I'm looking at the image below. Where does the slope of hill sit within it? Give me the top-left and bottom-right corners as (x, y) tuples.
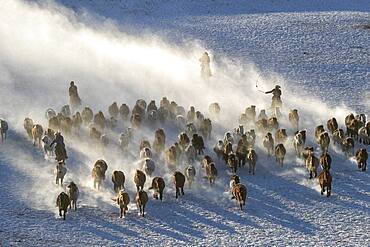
(0, 0), (369, 246)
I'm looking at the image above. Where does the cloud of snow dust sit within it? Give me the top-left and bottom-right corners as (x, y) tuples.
(0, 0), (359, 214)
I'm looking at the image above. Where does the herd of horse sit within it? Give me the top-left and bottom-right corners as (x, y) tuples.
(1, 91), (369, 220)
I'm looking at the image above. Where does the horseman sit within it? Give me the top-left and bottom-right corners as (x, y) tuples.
(199, 52), (212, 78)
(265, 85), (282, 109)
(69, 81), (81, 110)
(321, 159), (331, 172)
(51, 132), (68, 163)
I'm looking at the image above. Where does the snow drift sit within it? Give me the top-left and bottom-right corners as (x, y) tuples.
(0, 0), (364, 225)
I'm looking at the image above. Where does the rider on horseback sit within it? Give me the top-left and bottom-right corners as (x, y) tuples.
(321, 161), (331, 172)
(265, 85), (282, 109)
(199, 52), (212, 78)
(51, 132), (68, 162)
(69, 81), (81, 109)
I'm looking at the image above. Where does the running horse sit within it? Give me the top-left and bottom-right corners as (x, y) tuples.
(318, 170), (332, 197)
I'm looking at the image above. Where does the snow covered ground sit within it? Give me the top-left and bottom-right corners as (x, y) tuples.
(0, 0), (369, 246)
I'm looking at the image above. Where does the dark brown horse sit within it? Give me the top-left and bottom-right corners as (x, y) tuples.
(318, 170), (332, 197)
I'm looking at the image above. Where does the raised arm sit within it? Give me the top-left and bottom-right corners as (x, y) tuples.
(265, 89), (273, 94)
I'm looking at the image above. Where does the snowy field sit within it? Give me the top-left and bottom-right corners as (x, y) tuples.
(0, 0), (369, 246)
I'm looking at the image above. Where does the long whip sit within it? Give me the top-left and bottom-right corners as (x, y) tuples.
(255, 75), (265, 93)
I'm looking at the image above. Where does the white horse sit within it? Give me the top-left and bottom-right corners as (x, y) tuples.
(45, 108), (56, 120)
(358, 126), (370, 145)
(293, 132), (305, 157)
(54, 162), (67, 186)
(185, 164), (196, 188)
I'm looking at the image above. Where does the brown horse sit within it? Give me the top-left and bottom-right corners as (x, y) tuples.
(134, 170), (146, 192)
(318, 170), (332, 197)
(263, 133), (274, 156)
(81, 107), (93, 125)
(327, 117), (338, 134)
(115, 190), (130, 218)
(56, 192), (70, 220)
(119, 104), (130, 121)
(247, 149), (258, 175)
(55, 143), (68, 163)
(92, 160), (108, 190)
(288, 109), (299, 131)
(32, 124), (43, 147)
(275, 144), (286, 166)
(136, 190), (148, 217)
(275, 129), (287, 144)
(173, 171), (185, 199)
(153, 129), (166, 155)
(108, 102), (119, 118)
(205, 162), (218, 186)
(112, 171), (125, 193)
(231, 183), (247, 210)
(149, 177), (165, 201)
(227, 152), (238, 174)
(355, 148), (368, 171)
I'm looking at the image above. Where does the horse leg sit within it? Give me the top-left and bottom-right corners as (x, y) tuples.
(175, 187), (179, 199)
(63, 210), (66, 220)
(362, 162), (367, 172)
(181, 186), (184, 196)
(120, 207), (123, 218)
(142, 204), (146, 217)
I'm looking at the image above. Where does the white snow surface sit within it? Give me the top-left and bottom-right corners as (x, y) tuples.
(0, 0), (369, 246)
